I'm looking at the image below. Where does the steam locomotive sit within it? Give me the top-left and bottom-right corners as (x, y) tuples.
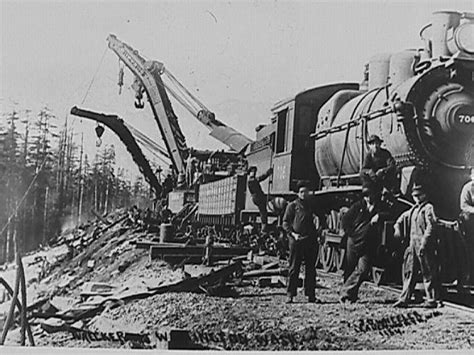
(195, 11), (474, 286)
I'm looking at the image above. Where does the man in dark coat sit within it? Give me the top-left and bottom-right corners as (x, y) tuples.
(460, 167), (474, 233)
(247, 166), (273, 232)
(282, 182), (319, 304)
(340, 184), (388, 302)
(360, 134), (398, 194)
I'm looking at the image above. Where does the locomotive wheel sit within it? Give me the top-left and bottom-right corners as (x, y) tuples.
(320, 243), (334, 272)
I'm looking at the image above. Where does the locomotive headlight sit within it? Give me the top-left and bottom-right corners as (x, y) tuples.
(455, 22), (474, 54)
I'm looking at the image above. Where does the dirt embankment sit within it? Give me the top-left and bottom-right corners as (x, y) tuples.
(1, 210), (473, 350)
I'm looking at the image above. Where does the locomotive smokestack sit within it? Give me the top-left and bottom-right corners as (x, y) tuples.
(431, 11), (462, 58)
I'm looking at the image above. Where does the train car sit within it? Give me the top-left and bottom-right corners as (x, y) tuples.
(199, 10), (474, 286)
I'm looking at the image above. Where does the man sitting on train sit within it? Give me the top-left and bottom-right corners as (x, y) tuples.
(460, 167), (474, 233)
(247, 166), (273, 233)
(360, 135), (398, 196)
(282, 181), (319, 304)
(392, 184), (441, 309)
(340, 183), (389, 303)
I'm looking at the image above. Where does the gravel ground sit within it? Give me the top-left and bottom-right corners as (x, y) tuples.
(2, 217), (472, 350)
(34, 270), (473, 351)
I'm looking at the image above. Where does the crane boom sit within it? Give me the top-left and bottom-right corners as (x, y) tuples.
(160, 70), (253, 152)
(70, 106), (163, 196)
(107, 34), (253, 160)
(107, 34), (188, 173)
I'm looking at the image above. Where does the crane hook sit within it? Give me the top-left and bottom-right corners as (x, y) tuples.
(95, 124), (105, 138)
(134, 97), (145, 109)
(134, 90), (145, 109)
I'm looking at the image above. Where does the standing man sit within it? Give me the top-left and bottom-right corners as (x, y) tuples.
(460, 167), (474, 232)
(340, 184), (388, 303)
(393, 184), (441, 308)
(185, 156), (197, 188)
(459, 168), (474, 285)
(360, 135), (398, 195)
(282, 182), (319, 304)
(247, 166), (273, 232)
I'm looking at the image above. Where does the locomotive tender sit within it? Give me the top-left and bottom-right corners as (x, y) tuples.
(198, 11), (474, 285)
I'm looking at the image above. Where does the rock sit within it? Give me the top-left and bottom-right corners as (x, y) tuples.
(118, 260), (132, 273)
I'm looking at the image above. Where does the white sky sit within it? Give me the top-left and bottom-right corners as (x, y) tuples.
(1, 0), (473, 178)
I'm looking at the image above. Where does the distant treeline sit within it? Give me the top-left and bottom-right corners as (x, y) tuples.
(0, 106), (152, 263)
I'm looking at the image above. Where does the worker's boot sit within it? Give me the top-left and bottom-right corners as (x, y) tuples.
(392, 299), (408, 308)
(421, 300), (437, 309)
(285, 296), (294, 304)
(307, 296), (322, 303)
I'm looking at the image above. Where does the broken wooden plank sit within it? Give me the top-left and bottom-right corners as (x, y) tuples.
(148, 262), (242, 293)
(80, 282), (120, 298)
(262, 261), (280, 270)
(149, 244), (249, 260)
(242, 268), (288, 279)
(90, 209), (112, 225)
(40, 317), (67, 333)
(98, 214), (128, 234)
(32, 263), (243, 324)
(135, 240), (249, 253)
(154, 254), (248, 264)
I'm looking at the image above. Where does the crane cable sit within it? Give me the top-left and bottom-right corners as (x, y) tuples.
(164, 75), (201, 112)
(138, 143), (170, 167)
(125, 123), (170, 158)
(159, 78), (201, 116)
(164, 69), (208, 111)
(133, 135), (170, 165)
(125, 126), (171, 166)
(81, 46), (108, 105)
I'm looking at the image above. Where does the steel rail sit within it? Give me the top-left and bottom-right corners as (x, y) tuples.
(317, 269), (474, 315)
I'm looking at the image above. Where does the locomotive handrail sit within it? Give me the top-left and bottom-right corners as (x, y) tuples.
(311, 105), (394, 140)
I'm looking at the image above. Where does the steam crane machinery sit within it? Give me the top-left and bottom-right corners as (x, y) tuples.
(106, 34), (253, 178)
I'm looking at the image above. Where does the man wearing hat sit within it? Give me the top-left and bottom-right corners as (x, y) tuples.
(361, 134), (398, 194)
(460, 167), (474, 228)
(340, 183), (388, 303)
(393, 184), (441, 308)
(459, 168), (474, 277)
(283, 181), (319, 304)
(247, 166), (273, 232)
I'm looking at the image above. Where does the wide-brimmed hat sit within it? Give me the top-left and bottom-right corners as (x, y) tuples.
(367, 134), (382, 144)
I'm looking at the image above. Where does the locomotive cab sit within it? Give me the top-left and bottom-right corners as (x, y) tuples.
(265, 84), (360, 194)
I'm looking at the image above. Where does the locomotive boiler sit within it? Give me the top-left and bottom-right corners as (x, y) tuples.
(314, 10), (474, 218)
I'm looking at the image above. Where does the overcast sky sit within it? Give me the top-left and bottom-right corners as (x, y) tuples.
(1, 0), (472, 178)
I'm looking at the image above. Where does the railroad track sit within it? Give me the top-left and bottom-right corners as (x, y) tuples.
(317, 269), (474, 315)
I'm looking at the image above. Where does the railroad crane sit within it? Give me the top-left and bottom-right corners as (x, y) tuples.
(72, 35), (253, 213)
